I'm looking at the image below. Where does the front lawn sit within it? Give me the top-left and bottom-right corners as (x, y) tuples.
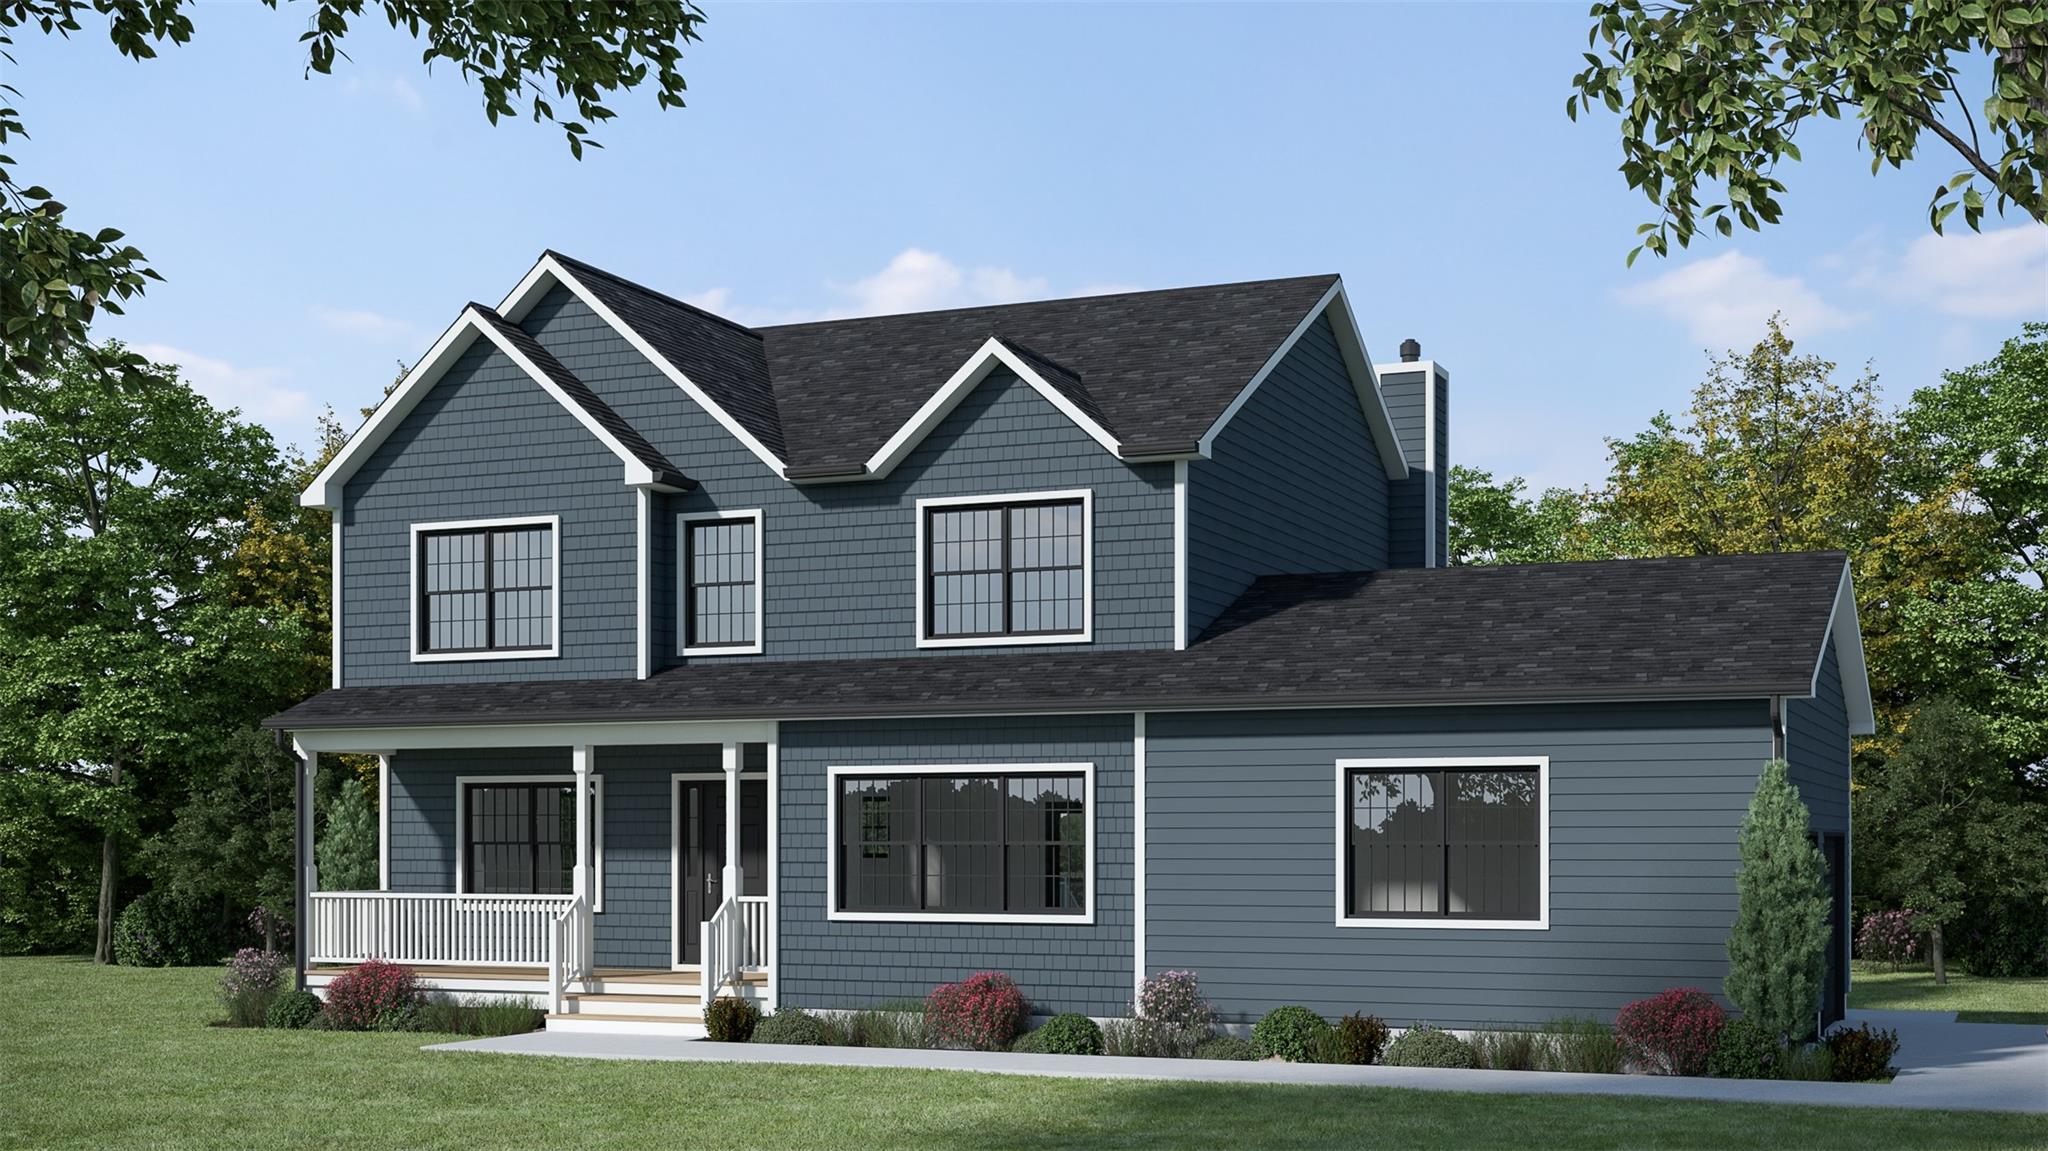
(1851, 963), (2048, 1025)
(3, 957), (2045, 1150)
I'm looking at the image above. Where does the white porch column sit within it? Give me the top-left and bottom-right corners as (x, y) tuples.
(721, 742), (741, 903)
(572, 745), (593, 902)
(293, 742), (317, 985)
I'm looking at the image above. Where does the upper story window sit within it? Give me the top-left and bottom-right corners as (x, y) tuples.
(916, 490), (1092, 648)
(1337, 758), (1548, 929)
(682, 510), (763, 655)
(412, 516), (559, 661)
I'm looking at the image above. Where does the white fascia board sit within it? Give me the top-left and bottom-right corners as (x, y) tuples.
(300, 306), (661, 508)
(503, 255), (790, 480)
(1821, 560), (1878, 737)
(1196, 281), (1410, 480)
(854, 337), (1123, 483)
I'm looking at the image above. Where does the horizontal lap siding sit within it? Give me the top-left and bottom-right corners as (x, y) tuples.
(340, 337), (636, 686)
(778, 715), (1135, 1015)
(1186, 316), (1389, 640)
(1145, 702), (1773, 1027)
(1785, 644), (1851, 834)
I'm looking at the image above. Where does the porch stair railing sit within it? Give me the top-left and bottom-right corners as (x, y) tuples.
(546, 895), (592, 1015)
(700, 896), (742, 1003)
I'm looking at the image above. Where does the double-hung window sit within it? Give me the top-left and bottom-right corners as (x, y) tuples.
(832, 766), (1091, 921)
(682, 510), (762, 654)
(413, 517), (558, 659)
(918, 491), (1090, 646)
(459, 777), (603, 907)
(1338, 758), (1547, 928)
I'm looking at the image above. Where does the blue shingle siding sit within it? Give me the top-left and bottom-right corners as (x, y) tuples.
(385, 747), (571, 893)
(1144, 701), (1774, 1027)
(1185, 315), (1391, 640)
(519, 285), (1176, 662)
(777, 715), (1136, 1015)
(338, 336), (638, 686)
(1786, 644), (1851, 834)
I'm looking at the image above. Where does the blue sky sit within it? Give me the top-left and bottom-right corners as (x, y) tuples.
(18, 3), (2046, 490)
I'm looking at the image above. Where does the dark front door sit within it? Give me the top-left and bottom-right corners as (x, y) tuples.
(678, 780), (727, 966)
(1820, 833), (1848, 1029)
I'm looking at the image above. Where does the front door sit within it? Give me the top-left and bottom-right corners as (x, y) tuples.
(678, 780), (727, 966)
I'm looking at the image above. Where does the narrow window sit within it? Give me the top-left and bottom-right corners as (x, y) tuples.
(418, 523), (554, 654)
(837, 771), (1088, 917)
(685, 516), (758, 650)
(925, 498), (1084, 640)
(1346, 766), (1540, 922)
(463, 781), (599, 896)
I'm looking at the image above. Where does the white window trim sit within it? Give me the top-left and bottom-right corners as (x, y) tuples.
(408, 514), (562, 663)
(454, 773), (604, 912)
(667, 767), (771, 970)
(679, 508), (765, 657)
(825, 762), (1096, 925)
(913, 489), (1094, 649)
(1332, 756), (1549, 931)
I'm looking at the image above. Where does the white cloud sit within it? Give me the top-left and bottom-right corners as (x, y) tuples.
(312, 306), (417, 344)
(1622, 250), (1862, 347)
(685, 248), (1084, 327)
(1880, 223), (2048, 320)
(340, 72), (425, 114)
(131, 343), (313, 430)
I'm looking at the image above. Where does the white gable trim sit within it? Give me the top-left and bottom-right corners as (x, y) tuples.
(840, 337), (1123, 484)
(301, 306), (667, 509)
(1818, 560), (1878, 737)
(1195, 281), (1410, 480)
(499, 254), (790, 480)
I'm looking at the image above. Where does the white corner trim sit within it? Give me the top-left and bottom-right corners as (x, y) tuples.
(301, 305), (667, 509)
(825, 762), (1097, 925)
(912, 489), (1094, 649)
(636, 490), (652, 679)
(764, 730), (779, 1012)
(1172, 461), (1188, 651)
(1332, 756), (1550, 931)
(407, 514), (562, 663)
(453, 772), (605, 912)
(1132, 713), (1147, 1000)
(1195, 281), (1410, 480)
(331, 518), (344, 689)
(852, 337), (1122, 483)
(1822, 561), (1878, 737)
(500, 254), (789, 480)
(377, 754), (391, 892)
(679, 507), (766, 657)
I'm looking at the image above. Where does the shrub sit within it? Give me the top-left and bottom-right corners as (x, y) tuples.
(1614, 987), (1725, 1076)
(1136, 970), (1213, 1033)
(1383, 1024), (1479, 1069)
(112, 891), (223, 968)
(1009, 1027), (1049, 1053)
(219, 947), (289, 1027)
(373, 1004), (422, 1032)
(1856, 910), (1922, 971)
(1707, 1017), (1780, 1079)
(1954, 899), (2048, 978)
(1192, 1034), (1257, 1061)
(321, 959), (424, 1032)
(1778, 1042), (1835, 1081)
(1327, 1013), (1390, 1066)
(753, 1007), (828, 1046)
(266, 989), (323, 1031)
(926, 972), (1029, 1051)
(1251, 1005), (1331, 1063)
(1825, 1023), (1900, 1082)
(1533, 1016), (1624, 1074)
(704, 996), (760, 1043)
(1470, 1027), (1540, 1072)
(1724, 759), (1830, 1043)
(1033, 1013), (1104, 1056)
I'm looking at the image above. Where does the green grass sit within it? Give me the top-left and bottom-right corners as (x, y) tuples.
(1851, 962), (2048, 1025)
(3, 958), (2045, 1150)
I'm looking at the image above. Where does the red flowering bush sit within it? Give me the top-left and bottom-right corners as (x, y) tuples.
(926, 972), (1030, 1051)
(1614, 987), (1725, 1076)
(1856, 910), (1921, 971)
(322, 958), (424, 1032)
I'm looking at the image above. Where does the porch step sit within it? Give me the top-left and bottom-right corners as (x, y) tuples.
(546, 1012), (706, 1037)
(562, 992), (701, 1019)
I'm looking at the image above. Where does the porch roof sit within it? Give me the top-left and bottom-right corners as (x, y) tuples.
(267, 551), (1856, 730)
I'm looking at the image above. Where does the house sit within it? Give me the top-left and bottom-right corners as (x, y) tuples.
(265, 252), (1872, 1036)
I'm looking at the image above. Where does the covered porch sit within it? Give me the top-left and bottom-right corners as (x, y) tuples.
(288, 719), (778, 1029)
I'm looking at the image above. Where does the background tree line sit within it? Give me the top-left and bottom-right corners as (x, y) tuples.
(1452, 319), (2048, 979)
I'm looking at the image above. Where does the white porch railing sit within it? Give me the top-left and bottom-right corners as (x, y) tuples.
(736, 895), (768, 971)
(701, 895), (770, 1000)
(308, 892), (578, 968)
(547, 895), (592, 1014)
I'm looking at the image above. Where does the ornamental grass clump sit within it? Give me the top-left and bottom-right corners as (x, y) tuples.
(321, 958), (424, 1032)
(1856, 911), (1922, 971)
(926, 972), (1029, 1051)
(1471, 1027), (1541, 1072)
(1614, 987), (1725, 1076)
(219, 948), (289, 1028)
(1534, 1016), (1624, 1074)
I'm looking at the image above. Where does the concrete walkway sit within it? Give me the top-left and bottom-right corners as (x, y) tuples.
(429, 1008), (2048, 1114)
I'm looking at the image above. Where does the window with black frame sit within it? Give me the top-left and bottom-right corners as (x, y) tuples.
(1344, 766), (1540, 922)
(684, 516), (757, 649)
(464, 781), (598, 897)
(418, 523), (553, 654)
(837, 771), (1087, 916)
(925, 499), (1084, 639)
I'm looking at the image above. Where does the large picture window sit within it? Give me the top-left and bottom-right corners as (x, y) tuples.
(832, 767), (1090, 921)
(683, 512), (761, 653)
(918, 493), (1089, 645)
(413, 518), (557, 658)
(458, 778), (602, 906)
(1339, 759), (1546, 927)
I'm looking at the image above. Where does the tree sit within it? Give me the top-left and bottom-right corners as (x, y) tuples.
(1446, 466), (1593, 565)
(139, 728), (299, 952)
(0, 1), (706, 408)
(1570, 1), (2048, 264)
(316, 774), (380, 894)
(1724, 759), (1833, 1042)
(0, 343), (310, 961)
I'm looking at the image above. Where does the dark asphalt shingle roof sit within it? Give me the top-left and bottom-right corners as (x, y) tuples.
(267, 551), (1847, 731)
